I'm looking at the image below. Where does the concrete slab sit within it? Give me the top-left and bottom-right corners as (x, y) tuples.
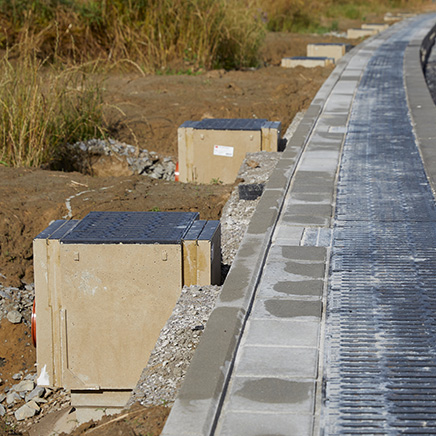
(281, 214), (331, 226)
(267, 245), (327, 262)
(224, 377), (316, 413)
(328, 125), (347, 133)
(251, 298), (322, 320)
(318, 113), (350, 126)
(297, 155), (340, 173)
(322, 93), (355, 113)
(162, 14), (434, 436)
(301, 227), (333, 247)
(347, 28), (378, 39)
(273, 225), (305, 245)
(384, 13), (402, 22)
(307, 43), (351, 62)
(234, 346), (319, 378)
(362, 23), (390, 31)
(243, 319), (320, 347)
(292, 170), (336, 185)
(290, 178), (336, 194)
(28, 407), (77, 436)
(217, 411), (313, 436)
(328, 79), (359, 95)
(260, 259), (325, 280)
(256, 278), (324, 299)
(307, 130), (345, 144)
(282, 204), (333, 218)
(287, 191), (334, 204)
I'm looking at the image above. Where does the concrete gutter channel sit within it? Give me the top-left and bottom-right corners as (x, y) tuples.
(162, 14), (436, 436)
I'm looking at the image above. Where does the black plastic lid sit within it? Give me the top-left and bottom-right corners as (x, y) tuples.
(181, 118), (268, 131)
(60, 211), (199, 244)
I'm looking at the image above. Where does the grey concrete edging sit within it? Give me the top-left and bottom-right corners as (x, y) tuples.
(161, 29), (392, 436)
(404, 13), (436, 194)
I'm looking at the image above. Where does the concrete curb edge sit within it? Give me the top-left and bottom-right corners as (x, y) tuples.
(161, 26), (399, 436)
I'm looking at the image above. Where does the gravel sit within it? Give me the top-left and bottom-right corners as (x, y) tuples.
(0, 283), (34, 327)
(63, 138), (176, 180)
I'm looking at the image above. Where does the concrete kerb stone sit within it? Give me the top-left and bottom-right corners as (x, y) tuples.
(218, 411), (313, 436)
(404, 13), (436, 196)
(161, 25), (371, 436)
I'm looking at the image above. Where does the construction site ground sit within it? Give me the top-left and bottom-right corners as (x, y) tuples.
(0, 28), (390, 436)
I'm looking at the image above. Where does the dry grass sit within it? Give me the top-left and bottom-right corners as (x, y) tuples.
(0, 0), (265, 71)
(0, 46), (105, 167)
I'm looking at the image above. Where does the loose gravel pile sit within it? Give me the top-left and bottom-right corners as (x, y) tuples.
(64, 138), (176, 180)
(0, 281), (34, 328)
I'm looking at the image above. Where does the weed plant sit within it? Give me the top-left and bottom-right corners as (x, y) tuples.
(0, 47), (105, 167)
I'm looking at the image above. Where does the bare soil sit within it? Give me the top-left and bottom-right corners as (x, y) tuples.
(0, 32), (355, 435)
(64, 404), (170, 436)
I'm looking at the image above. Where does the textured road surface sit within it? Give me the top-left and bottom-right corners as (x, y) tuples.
(323, 16), (436, 435)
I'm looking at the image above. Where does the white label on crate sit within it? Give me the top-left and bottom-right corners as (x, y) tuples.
(214, 145), (234, 157)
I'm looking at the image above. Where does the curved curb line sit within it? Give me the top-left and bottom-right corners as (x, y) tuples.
(161, 25), (401, 436)
(404, 13), (436, 195)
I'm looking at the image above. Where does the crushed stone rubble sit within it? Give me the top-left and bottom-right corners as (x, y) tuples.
(221, 151), (281, 265)
(67, 138), (176, 180)
(0, 124), (296, 427)
(0, 281), (71, 430)
(0, 282), (34, 328)
(0, 370), (70, 428)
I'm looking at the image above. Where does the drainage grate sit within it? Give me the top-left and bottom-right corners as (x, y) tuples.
(60, 211), (199, 244)
(323, 17), (436, 435)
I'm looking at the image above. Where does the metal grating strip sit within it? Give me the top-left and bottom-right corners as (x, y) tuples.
(323, 17), (436, 435)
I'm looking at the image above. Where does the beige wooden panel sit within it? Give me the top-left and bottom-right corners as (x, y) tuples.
(178, 126), (195, 183)
(190, 129), (262, 184)
(261, 126), (280, 152)
(34, 238), (54, 387)
(347, 28), (378, 38)
(183, 239), (198, 286)
(58, 243), (182, 390)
